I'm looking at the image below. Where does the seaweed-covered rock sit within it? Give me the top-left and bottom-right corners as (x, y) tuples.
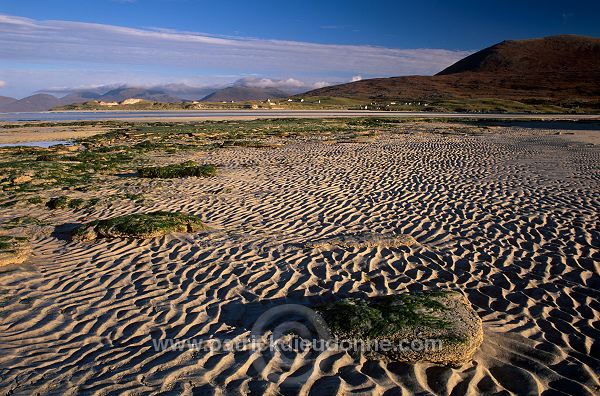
(307, 232), (417, 250)
(47, 196), (75, 209)
(36, 154), (61, 162)
(137, 161), (216, 178)
(46, 196), (93, 210)
(0, 235), (31, 266)
(317, 291), (482, 367)
(72, 211), (206, 241)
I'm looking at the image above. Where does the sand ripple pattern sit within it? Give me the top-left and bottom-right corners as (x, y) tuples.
(1, 128), (599, 395)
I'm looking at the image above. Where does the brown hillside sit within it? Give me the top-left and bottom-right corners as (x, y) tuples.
(302, 35), (600, 102)
(437, 35), (600, 75)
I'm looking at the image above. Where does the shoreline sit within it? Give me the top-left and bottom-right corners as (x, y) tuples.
(1, 116), (600, 145)
(1, 110), (599, 123)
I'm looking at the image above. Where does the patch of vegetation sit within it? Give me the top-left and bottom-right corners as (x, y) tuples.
(221, 139), (280, 148)
(347, 118), (410, 128)
(107, 192), (147, 205)
(124, 193), (145, 201)
(46, 196), (98, 210)
(54, 101), (206, 111)
(27, 196), (43, 204)
(0, 235), (28, 250)
(1, 148), (135, 196)
(417, 98), (567, 114)
(0, 116), (537, 205)
(0, 237), (13, 251)
(72, 211), (206, 241)
(318, 292), (451, 338)
(35, 154), (62, 162)
(0, 199), (18, 208)
(0, 235), (30, 266)
(137, 161), (217, 179)
(1, 216), (47, 229)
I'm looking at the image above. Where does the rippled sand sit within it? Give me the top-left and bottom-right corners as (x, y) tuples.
(1, 125), (598, 394)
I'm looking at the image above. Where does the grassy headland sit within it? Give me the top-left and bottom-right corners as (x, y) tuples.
(53, 96), (600, 113)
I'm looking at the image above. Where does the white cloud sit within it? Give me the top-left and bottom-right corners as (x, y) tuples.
(230, 77), (316, 94)
(0, 14), (471, 96)
(0, 14), (469, 74)
(234, 77), (306, 89)
(312, 81), (332, 89)
(351, 75), (363, 82)
(0, 80), (6, 88)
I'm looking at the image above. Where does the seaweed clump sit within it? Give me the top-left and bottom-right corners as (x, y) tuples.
(317, 291), (483, 367)
(72, 211), (206, 241)
(46, 196), (99, 210)
(137, 161), (216, 179)
(318, 292), (450, 339)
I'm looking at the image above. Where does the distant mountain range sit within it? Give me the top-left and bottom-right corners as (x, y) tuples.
(0, 94), (74, 112)
(0, 82), (302, 112)
(301, 35), (600, 103)
(200, 86), (289, 102)
(0, 95), (17, 107)
(91, 87), (182, 103)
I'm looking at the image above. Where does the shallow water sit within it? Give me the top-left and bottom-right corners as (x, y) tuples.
(4, 110), (375, 122)
(0, 140), (71, 148)
(1, 110), (598, 123)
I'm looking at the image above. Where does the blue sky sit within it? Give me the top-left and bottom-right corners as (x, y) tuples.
(1, 0), (599, 98)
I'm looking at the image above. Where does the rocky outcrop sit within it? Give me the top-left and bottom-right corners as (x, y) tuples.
(317, 291), (483, 367)
(72, 211), (206, 241)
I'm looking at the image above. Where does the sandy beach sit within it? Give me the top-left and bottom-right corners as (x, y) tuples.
(0, 120), (598, 395)
(0, 124), (112, 145)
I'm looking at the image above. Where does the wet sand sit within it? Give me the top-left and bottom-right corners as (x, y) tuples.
(0, 125), (110, 144)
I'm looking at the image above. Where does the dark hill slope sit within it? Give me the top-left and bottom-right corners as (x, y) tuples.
(437, 35), (600, 75)
(301, 35), (600, 102)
